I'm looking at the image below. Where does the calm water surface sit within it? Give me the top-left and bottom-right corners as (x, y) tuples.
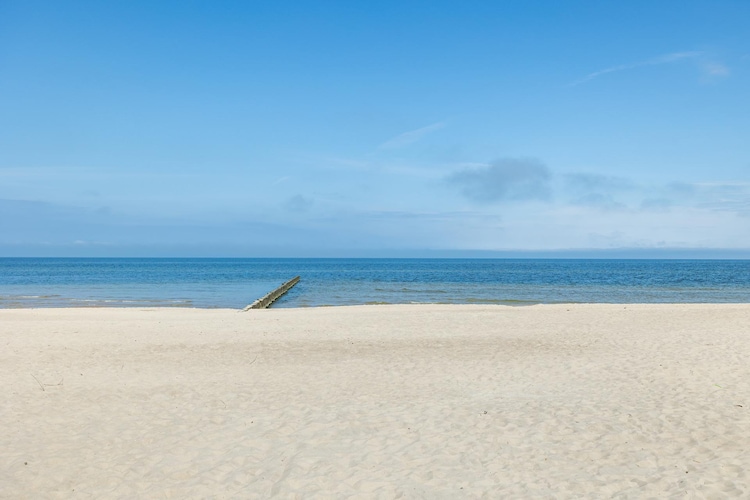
(1, 258), (749, 308)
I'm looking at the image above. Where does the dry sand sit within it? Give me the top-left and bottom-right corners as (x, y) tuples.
(2, 304), (750, 498)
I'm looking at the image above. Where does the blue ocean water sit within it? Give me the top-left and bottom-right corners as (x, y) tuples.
(1, 258), (749, 309)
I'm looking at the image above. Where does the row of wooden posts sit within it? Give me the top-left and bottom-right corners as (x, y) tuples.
(243, 276), (301, 310)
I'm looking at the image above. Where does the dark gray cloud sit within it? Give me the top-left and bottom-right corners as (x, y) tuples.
(446, 158), (551, 203)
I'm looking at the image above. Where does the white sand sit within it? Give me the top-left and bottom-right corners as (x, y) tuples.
(2, 304), (750, 498)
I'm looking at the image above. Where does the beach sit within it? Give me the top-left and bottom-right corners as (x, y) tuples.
(2, 304), (749, 498)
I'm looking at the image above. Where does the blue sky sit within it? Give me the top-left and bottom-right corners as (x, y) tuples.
(1, 0), (749, 256)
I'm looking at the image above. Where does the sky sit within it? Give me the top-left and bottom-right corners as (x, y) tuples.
(1, 0), (749, 257)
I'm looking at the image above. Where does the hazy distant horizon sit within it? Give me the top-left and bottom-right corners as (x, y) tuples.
(3, 246), (750, 260)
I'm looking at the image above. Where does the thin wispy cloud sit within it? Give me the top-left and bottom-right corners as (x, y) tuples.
(564, 173), (636, 193)
(692, 181), (750, 188)
(701, 62), (730, 77)
(272, 176), (291, 185)
(325, 157), (370, 170)
(699, 61), (731, 83)
(379, 121), (446, 150)
(640, 198), (673, 212)
(563, 173), (636, 211)
(571, 51), (704, 86)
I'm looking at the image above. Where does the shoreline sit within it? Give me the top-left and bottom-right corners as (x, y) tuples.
(2, 299), (750, 311)
(3, 304), (750, 496)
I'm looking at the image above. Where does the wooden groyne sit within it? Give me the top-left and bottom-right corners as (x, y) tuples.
(243, 276), (300, 310)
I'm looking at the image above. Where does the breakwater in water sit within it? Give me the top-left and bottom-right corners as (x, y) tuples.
(2, 258), (750, 309)
(244, 276), (300, 310)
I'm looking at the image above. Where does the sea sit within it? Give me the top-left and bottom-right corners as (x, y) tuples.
(1, 258), (750, 309)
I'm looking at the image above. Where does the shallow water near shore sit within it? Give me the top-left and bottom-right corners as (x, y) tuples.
(1, 258), (750, 309)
